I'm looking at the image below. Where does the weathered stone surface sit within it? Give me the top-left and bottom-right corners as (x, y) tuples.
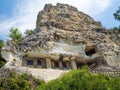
(1, 3), (120, 81)
(107, 29), (120, 47)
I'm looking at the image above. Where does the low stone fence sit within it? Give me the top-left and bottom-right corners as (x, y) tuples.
(91, 70), (120, 74)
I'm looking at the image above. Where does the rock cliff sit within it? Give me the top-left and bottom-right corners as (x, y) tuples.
(19, 3), (120, 69)
(107, 29), (120, 47)
(1, 3), (120, 81)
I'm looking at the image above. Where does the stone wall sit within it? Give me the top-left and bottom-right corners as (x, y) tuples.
(22, 56), (77, 70)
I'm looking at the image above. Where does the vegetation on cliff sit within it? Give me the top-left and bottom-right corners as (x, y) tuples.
(0, 40), (6, 68)
(0, 72), (44, 90)
(37, 66), (120, 90)
(1, 67), (120, 90)
(0, 40), (3, 49)
(113, 6), (120, 31)
(0, 57), (6, 68)
(24, 30), (33, 36)
(8, 27), (23, 43)
(114, 7), (120, 19)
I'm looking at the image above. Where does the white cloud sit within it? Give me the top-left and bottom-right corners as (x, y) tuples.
(0, 0), (113, 40)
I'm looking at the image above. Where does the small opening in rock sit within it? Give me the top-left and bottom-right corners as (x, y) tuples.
(48, 9), (50, 12)
(86, 48), (96, 56)
(85, 46), (97, 56)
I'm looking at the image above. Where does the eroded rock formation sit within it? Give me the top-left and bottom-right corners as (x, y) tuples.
(1, 3), (120, 81)
(107, 29), (120, 47)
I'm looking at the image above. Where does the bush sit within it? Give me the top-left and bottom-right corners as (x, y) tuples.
(38, 66), (120, 90)
(0, 61), (6, 68)
(0, 72), (44, 90)
(1, 66), (120, 90)
(0, 56), (6, 68)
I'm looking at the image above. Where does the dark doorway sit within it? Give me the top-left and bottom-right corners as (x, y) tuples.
(37, 59), (42, 66)
(62, 62), (67, 70)
(54, 61), (59, 69)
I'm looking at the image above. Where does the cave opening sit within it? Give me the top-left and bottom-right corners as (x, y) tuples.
(85, 46), (97, 56)
(85, 48), (96, 56)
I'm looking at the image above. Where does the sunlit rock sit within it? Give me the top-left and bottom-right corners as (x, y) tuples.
(1, 3), (120, 81)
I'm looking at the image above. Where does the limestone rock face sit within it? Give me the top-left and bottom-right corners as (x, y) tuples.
(1, 3), (120, 71)
(107, 29), (120, 47)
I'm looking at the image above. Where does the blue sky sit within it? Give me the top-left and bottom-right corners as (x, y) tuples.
(0, 0), (18, 21)
(0, 0), (120, 40)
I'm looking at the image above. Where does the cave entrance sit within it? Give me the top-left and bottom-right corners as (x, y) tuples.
(85, 46), (97, 56)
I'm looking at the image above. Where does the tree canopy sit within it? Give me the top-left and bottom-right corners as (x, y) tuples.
(114, 7), (120, 21)
(8, 28), (23, 43)
(114, 6), (120, 30)
(24, 30), (33, 36)
(0, 40), (3, 49)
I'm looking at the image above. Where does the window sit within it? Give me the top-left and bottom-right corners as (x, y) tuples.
(62, 62), (67, 70)
(27, 60), (33, 66)
(37, 60), (42, 66)
(54, 61), (59, 69)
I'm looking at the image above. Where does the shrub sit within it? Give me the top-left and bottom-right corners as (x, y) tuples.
(0, 72), (44, 90)
(38, 66), (120, 90)
(0, 61), (6, 68)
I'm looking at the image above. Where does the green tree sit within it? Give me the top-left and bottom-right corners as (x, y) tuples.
(24, 30), (33, 36)
(8, 28), (23, 43)
(114, 6), (120, 30)
(0, 40), (3, 49)
(114, 7), (120, 21)
(0, 39), (5, 68)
